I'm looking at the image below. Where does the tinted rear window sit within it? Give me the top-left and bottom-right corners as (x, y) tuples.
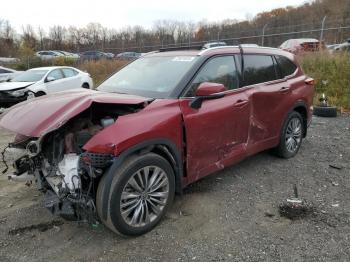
(243, 55), (277, 86)
(275, 55), (297, 78)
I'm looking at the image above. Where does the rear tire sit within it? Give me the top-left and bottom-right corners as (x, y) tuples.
(96, 153), (175, 236)
(275, 111), (304, 159)
(313, 106), (337, 117)
(82, 83), (90, 89)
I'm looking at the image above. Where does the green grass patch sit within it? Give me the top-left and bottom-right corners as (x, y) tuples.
(300, 52), (350, 110)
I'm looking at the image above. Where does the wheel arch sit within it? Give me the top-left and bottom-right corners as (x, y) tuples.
(291, 101), (308, 137)
(34, 90), (47, 97)
(99, 138), (183, 220)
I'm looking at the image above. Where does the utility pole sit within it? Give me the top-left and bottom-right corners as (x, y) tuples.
(320, 16), (327, 42)
(261, 23), (269, 46)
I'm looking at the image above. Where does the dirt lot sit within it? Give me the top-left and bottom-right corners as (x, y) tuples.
(0, 115), (349, 262)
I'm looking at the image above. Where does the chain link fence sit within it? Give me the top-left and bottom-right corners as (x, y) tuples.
(100, 17), (350, 53)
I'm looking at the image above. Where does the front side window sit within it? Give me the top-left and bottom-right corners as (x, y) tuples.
(186, 56), (238, 97)
(47, 69), (64, 81)
(243, 55), (277, 86)
(275, 55), (297, 78)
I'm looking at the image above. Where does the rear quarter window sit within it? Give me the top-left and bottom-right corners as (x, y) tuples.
(275, 55), (297, 78)
(62, 68), (78, 77)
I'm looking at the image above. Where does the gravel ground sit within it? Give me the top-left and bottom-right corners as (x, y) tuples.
(0, 115), (349, 262)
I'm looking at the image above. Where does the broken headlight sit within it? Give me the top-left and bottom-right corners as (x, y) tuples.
(26, 140), (41, 156)
(8, 88), (27, 97)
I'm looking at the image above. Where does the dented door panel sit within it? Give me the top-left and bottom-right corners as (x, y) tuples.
(179, 90), (250, 183)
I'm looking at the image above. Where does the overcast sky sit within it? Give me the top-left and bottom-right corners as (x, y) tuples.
(2, 0), (307, 31)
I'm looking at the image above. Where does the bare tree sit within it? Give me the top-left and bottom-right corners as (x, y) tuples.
(22, 24), (37, 49)
(49, 25), (66, 49)
(37, 26), (45, 50)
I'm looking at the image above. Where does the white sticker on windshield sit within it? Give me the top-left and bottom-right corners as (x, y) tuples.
(172, 57), (195, 62)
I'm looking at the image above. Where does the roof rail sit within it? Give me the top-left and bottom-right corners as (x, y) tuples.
(159, 45), (203, 52)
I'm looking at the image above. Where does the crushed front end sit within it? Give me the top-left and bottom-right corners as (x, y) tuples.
(1, 102), (144, 223)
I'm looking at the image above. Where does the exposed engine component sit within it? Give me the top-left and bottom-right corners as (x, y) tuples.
(59, 154), (81, 192)
(100, 116), (115, 128)
(4, 103), (140, 223)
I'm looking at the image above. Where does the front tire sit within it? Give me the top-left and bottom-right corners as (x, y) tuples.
(35, 91), (46, 97)
(96, 153), (175, 236)
(275, 111), (304, 158)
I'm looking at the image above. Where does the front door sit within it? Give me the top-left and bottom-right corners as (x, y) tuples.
(179, 56), (250, 183)
(45, 69), (67, 93)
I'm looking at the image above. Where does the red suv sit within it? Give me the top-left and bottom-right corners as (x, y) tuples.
(0, 46), (314, 236)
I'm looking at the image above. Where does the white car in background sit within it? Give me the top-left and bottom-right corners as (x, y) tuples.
(0, 66), (22, 82)
(0, 66), (93, 109)
(53, 50), (80, 59)
(35, 51), (64, 60)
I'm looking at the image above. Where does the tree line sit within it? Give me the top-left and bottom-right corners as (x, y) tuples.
(0, 0), (349, 57)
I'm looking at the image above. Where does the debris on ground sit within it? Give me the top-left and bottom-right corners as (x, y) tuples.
(279, 184), (315, 220)
(264, 211), (275, 217)
(329, 164), (343, 170)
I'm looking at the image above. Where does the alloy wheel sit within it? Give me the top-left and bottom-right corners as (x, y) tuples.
(120, 166), (169, 227)
(285, 117), (302, 153)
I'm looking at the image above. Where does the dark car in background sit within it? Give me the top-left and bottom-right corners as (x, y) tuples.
(80, 51), (111, 60)
(279, 38), (320, 54)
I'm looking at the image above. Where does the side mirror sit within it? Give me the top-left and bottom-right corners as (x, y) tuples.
(190, 82), (226, 109)
(46, 76), (55, 82)
(195, 82), (227, 97)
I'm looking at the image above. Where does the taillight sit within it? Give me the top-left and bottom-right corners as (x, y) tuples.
(305, 78), (315, 85)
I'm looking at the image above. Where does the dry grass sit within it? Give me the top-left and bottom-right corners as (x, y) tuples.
(77, 59), (128, 87)
(299, 51), (350, 110)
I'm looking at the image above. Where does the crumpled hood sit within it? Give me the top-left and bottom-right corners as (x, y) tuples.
(0, 89), (149, 137)
(0, 82), (35, 91)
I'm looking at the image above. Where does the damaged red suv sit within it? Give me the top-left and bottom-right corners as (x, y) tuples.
(0, 46), (314, 236)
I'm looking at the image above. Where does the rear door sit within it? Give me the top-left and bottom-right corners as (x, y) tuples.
(179, 56), (250, 182)
(61, 68), (81, 90)
(241, 54), (292, 152)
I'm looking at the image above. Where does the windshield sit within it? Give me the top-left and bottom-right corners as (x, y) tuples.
(11, 70), (48, 82)
(98, 55), (198, 98)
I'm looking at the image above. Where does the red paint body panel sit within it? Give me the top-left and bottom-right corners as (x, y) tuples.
(83, 99), (184, 156)
(0, 89), (148, 137)
(0, 47), (315, 190)
(179, 89), (250, 184)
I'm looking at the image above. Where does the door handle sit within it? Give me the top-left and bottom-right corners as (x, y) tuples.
(280, 87), (290, 92)
(233, 99), (248, 107)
